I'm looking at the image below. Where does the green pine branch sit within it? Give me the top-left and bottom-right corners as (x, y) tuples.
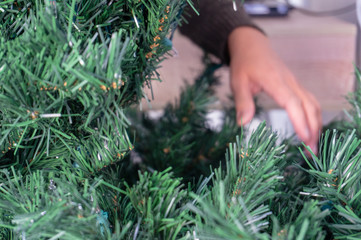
(127, 61), (240, 181)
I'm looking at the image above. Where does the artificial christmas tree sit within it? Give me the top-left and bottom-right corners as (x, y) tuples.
(1, 1), (361, 239)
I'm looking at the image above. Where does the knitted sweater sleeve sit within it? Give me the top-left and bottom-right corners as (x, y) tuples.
(179, 0), (263, 64)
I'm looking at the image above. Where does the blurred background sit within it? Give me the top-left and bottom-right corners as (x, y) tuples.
(142, 0), (359, 140)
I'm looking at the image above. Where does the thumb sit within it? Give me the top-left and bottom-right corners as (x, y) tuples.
(232, 77), (256, 126)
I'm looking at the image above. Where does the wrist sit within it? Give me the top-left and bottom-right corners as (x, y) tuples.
(228, 26), (270, 59)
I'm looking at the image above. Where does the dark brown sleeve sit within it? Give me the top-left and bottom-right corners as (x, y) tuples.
(179, 0), (263, 64)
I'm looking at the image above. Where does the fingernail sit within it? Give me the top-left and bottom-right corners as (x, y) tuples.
(237, 112), (243, 125)
(237, 111), (251, 125)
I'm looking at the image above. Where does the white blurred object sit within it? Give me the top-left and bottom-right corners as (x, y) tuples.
(206, 110), (225, 132)
(244, 117), (264, 144)
(267, 110), (295, 144)
(287, 0), (305, 8)
(244, 0), (290, 16)
(147, 110), (164, 120)
(147, 109), (225, 132)
(288, 0), (355, 10)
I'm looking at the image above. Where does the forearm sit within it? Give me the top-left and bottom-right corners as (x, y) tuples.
(179, 0), (262, 64)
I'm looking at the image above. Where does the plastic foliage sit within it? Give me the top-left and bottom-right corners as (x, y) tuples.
(188, 123), (283, 239)
(300, 129), (361, 239)
(343, 67), (361, 136)
(1, 1), (361, 239)
(271, 201), (328, 240)
(127, 61), (240, 182)
(0, 0), (191, 174)
(0, 168), (105, 239)
(125, 168), (194, 239)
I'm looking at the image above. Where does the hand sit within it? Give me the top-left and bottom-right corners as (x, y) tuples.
(228, 27), (322, 154)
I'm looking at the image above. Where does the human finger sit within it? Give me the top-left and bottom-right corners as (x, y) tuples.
(260, 78), (312, 144)
(284, 72), (322, 153)
(231, 75), (256, 126)
(306, 91), (322, 135)
(302, 92), (322, 153)
(285, 96), (313, 144)
(302, 98), (320, 153)
(278, 70), (322, 153)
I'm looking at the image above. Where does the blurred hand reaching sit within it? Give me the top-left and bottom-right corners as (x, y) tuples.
(228, 27), (322, 154)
